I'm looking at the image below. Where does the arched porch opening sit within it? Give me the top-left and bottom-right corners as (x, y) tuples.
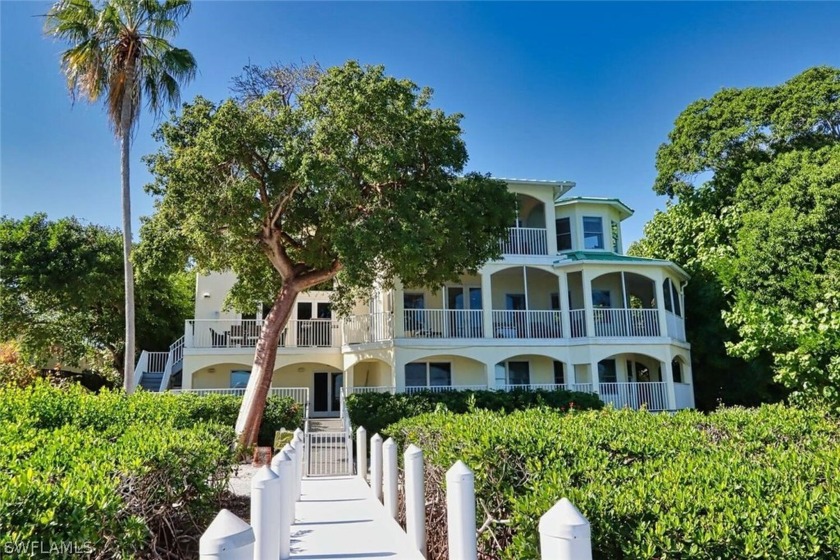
(191, 362), (253, 391)
(402, 354), (487, 393)
(590, 271), (660, 337)
(595, 352), (669, 411)
(349, 358), (393, 390)
(490, 267), (563, 338)
(501, 194), (548, 255)
(492, 353), (569, 389)
(273, 362), (343, 417)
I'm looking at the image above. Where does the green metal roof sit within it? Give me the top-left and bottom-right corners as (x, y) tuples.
(554, 251), (690, 279)
(554, 196), (634, 218)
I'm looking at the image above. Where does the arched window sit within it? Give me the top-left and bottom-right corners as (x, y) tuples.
(663, 278), (673, 312)
(671, 359), (683, 383)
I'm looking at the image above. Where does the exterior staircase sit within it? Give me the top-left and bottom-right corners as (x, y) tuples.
(138, 372), (164, 392)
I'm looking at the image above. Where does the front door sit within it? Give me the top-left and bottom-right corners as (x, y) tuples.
(313, 371), (343, 416)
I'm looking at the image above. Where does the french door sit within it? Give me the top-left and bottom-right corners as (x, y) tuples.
(446, 286), (482, 337)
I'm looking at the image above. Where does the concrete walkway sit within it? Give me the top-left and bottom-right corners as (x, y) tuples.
(290, 476), (425, 559)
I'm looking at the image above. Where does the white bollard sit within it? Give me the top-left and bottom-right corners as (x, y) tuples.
(539, 498), (593, 560)
(404, 444), (426, 557)
(446, 461), (477, 560)
(199, 509), (255, 560)
(383, 438), (398, 519)
(269, 451), (294, 559)
(356, 426), (368, 480)
(370, 433), (384, 502)
(294, 428), (306, 480)
(284, 442), (301, 502)
(250, 466), (282, 560)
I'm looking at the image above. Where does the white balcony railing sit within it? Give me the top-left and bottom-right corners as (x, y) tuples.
(570, 309), (587, 337)
(187, 319), (341, 349)
(599, 382), (668, 411)
(491, 310), (563, 338)
(404, 384), (488, 394)
(403, 309), (484, 338)
(498, 383), (593, 393)
(171, 386), (310, 406)
(665, 310), (686, 341)
(343, 312), (394, 345)
(593, 308), (660, 337)
(499, 227), (549, 255)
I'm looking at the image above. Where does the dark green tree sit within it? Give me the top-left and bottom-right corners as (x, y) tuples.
(631, 66), (840, 409)
(143, 61), (516, 445)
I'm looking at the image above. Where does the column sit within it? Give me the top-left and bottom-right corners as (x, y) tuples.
(545, 197), (558, 255)
(683, 356), (696, 408)
(394, 353), (407, 393)
(581, 269), (595, 338)
(589, 360), (600, 396)
(653, 272), (669, 337)
(557, 271), (571, 338)
(661, 355), (677, 410)
(394, 280), (405, 338)
(485, 362), (496, 390)
(481, 269), (493, 339)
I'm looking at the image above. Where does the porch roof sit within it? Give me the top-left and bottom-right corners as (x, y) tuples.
(553, 251), (690, 280)
(554, 196), (634, 219)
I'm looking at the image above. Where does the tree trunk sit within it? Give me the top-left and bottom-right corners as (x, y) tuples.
(235, 282), (299, 447)
(120, 85), (136, 394)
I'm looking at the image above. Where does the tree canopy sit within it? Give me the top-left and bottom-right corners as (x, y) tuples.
(0, 214), (192, 382)
(144, 60), (516, 444)
(631, 66), (840, 410)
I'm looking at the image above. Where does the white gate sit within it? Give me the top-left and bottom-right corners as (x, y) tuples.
(306, 431), (352, 476)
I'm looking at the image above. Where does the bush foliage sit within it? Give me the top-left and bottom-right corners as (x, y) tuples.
(345, 388), (602, 437)
(388, 405), (840, 560)
(0, 382), (302, 558)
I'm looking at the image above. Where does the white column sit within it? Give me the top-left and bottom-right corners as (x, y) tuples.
(545, 198), (558, 255)
(269, 451), (293, 560)
(370, 433), (384, 502)
(589, 360), (600, 396)
(684, 358), (696, 409)
(394, 354), (407, 393)
(581, 269), (594, 338)
(356, 426), (368, 480)
(404, 444), (427, 557)
(654, 273), (668, 337)
(661, 358), (677, 410)
(557, 271), (571, 338)
(484, 362), (496, 390)
(446, 461), (477, 560)
(251, 466), (282, 560)
(539, 498), (593, 560)
(199, 509), (255, 560)
(480, 269), (493, 339)
(184, 319), (194, 348)
(383, 438), (399, 519)
(394, 280), (405, 338)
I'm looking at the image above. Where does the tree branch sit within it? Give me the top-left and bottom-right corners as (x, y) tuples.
(295, 258), (342, 290)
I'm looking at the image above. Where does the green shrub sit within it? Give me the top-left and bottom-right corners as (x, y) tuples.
(346, 388), (602, 436)
(388, 405), (840, 560)
(0, 382), (245, 558)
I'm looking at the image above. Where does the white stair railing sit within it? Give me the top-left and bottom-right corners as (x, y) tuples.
(132, 350), (149, 391)
(159, 336), (185, 392)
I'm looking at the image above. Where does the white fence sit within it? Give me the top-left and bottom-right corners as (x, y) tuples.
(593, 308), (660, 337)
(343, 312), (394, 344)
(359, 428), (593, 560)
(186, 319), (340, 349)
(491, 310), (563, 338)
(570, 309), (587, 337)
(599, 382), (668, 411)
(499, 227), (549, 255)
(306, 431), (352, 476)
(402, 309), (484, 338)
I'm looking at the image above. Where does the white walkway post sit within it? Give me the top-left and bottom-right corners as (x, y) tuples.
(294, 427), (305, 475)
(370, 433), (384, 502)
(404, 444), (426, 557)
(383, 438), (398, 519)
(539, 498), (593, 560)
(284, 442), (301, 501)
(251, 466), (282, 560)
(446, 461), (477, 560)
(199, 509), (255, 560)
(269, 451), (294, 560)
(356, 426), (368, 480)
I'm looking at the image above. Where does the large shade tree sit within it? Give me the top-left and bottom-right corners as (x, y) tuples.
(0, 214), (193, 381)
(630, 66), (840, 410)
(144, 61), (515, 445)
(44, 0), (196, 392)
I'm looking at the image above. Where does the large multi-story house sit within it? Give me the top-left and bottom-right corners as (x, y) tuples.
(134, 179), (694, 416)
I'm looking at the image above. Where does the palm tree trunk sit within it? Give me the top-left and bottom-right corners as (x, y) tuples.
(235, 283), (299, 447)
(120, 85), (136, 394)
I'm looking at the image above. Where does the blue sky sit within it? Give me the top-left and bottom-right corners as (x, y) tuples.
(2, 1), (839, 245)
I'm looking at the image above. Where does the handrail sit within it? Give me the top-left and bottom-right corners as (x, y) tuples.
(159, 335), (185, 392)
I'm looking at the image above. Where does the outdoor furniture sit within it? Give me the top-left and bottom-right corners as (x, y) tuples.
(209, 328), (228, 348)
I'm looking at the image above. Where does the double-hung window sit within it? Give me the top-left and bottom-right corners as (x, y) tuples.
(583, 217), (604, 249)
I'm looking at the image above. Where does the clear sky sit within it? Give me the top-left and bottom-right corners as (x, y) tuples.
(2, 1), (839, 245)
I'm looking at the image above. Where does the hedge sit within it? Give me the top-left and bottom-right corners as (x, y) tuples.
(345, 388), (602, 436)
(387, 405), (840, 560)
(0, 382), (302, 558)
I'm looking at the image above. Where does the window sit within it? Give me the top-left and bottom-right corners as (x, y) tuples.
(663, 279), (673, 312)
(598, 359), (617, 383)
(404, 293), (425, 309)
(231, 370), (250, 389)
(505, 294), (526, 310)
(405, 362), (451, 387)
(556, 217), (572, 251)
(671, 359), (683, 383)
(553, 361), (565, 385)
(550, 293), (560, 311)
(507, 361), (530, 385)
(592, 290), (611, 308)
(583, 217), (604, 249)
(404, 293), (425, 332)
(611, 220), (620, 253)
(671, 281), (681, 317)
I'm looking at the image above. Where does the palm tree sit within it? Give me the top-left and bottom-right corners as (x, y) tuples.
(45, 0), (196, 392)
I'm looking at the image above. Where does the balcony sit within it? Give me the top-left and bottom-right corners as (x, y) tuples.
(593, 308), (660, 337)
(491, 310), (562, 338)
(186, 319), (341, 349)
(402, 309), (484, 338)
(499, 227), (548, 256)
